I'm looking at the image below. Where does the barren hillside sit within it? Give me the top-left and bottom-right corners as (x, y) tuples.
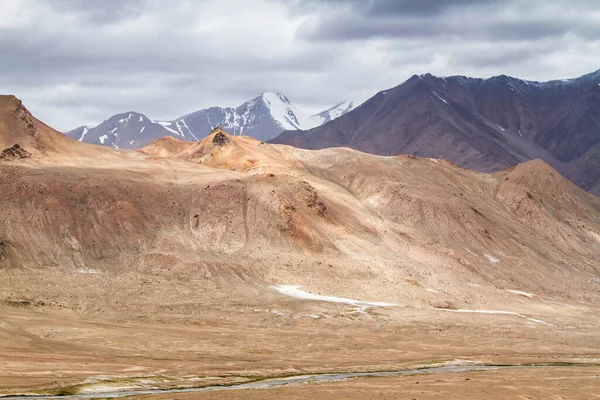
(1, 97), (599, 397)
(271, 70), (600, 196)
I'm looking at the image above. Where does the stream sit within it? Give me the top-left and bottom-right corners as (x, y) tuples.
(1, 363), (588, 399)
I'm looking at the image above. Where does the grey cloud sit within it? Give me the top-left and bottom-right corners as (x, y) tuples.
(367, 0), (498, 16)
(46, 0), (145, 23)
(447, 45), (547, 69)
(1, 0), (599, 130)
(298, 0), (600, 42)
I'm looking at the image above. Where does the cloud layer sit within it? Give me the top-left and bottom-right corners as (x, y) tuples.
(1, 0), (599, 130)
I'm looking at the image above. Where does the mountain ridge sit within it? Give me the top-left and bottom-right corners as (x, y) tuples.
(270, 69), (600, 195)
(66, 93), (355, 149)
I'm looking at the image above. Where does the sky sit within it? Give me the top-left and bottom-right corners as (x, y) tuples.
(1, 0), (599, 130)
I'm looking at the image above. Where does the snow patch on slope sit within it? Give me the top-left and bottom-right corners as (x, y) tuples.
(484, 254), (500, 263)
(262, 93), (317, 131)
(435, 308), (552, 325)
(432, 91), (449, 105)
(78, 127), (89, 142)
(154, 121), (180, 136)
(311, 101), (355, 124)
(272, 285), (397, 307)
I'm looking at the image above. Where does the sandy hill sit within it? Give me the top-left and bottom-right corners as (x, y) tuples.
(1, 97), (600, 397)
(0, 94), (68, 157)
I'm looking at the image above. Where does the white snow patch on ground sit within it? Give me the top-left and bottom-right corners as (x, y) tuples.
(74, 268), (101, 274)
(506, 290), (535, 299)
(140, 126), (145, 133)
(436, 308), (552, 325)
(300, 314), (322, 319)
(99, 134), (108, 144)
(495, 124), (506, 131)
(484, 254), (500, 263)
(465, 249), (478, 257)
(178, 119), (198, 140)
(425, 288), (440, 293)
(139, 115), (144, 122)
(432, 91), (449, 105)
(451, 309), (521, 316)
(526, 318), (551, 325)
(78, 127), (89, 142)
(272, 285), (397, 307)
(156, 121), (180, 136)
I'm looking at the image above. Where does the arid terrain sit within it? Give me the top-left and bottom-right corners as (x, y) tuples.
(272, 70), (600, 196)
(1, 94), (600, 398)
(141, 367), (600, 400)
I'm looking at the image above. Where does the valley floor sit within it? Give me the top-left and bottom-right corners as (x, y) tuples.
(141, 366), (600, 400)
(1, 287), (599, 398)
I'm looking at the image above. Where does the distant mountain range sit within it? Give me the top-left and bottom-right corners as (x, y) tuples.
(66, 93), (355, 149)
(271, 69), (600, 196)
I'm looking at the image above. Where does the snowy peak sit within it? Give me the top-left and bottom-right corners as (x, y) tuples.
(169, 92), (319, 142)
(311, 101), (355, 125)
(67, 94), (358, 148)
(66, 111), (190, 149)
(259, 92), (318, 131)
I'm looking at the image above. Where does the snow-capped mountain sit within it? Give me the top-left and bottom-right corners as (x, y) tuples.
(311, 101), (355, 125)
(66, 112), (186, 149)
(67, 93), (330, 149)
(172, 92), (318, 143)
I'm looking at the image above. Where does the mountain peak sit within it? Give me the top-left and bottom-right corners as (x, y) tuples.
(0, 96), (72, 156)
(0, 94), (23, 111)
(311, 101), (356, 125)
(261, 92), (288, 101)
(0, 95), (37, 149)
(270, 67), (600, 196)
(258, 92), (317, 132)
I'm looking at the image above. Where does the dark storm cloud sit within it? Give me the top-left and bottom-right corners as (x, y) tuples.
(299, 0), (600, 42)
(366, 0), (497, 16)
(0, 0), (599, 130)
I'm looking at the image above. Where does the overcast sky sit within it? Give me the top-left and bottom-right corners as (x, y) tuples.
(1, 0), (599, 130)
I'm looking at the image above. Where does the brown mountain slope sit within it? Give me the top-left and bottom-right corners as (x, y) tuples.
(270, 70), (600, 196)
(1, 99), (600, 396)
(0, 95), (68, 156)
(138, 135), (191, 158)
(3, 110), (598, 304)
(0, 94), (151, 165)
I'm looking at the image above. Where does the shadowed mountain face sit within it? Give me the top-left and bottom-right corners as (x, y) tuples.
(270, 70), (600, 195)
